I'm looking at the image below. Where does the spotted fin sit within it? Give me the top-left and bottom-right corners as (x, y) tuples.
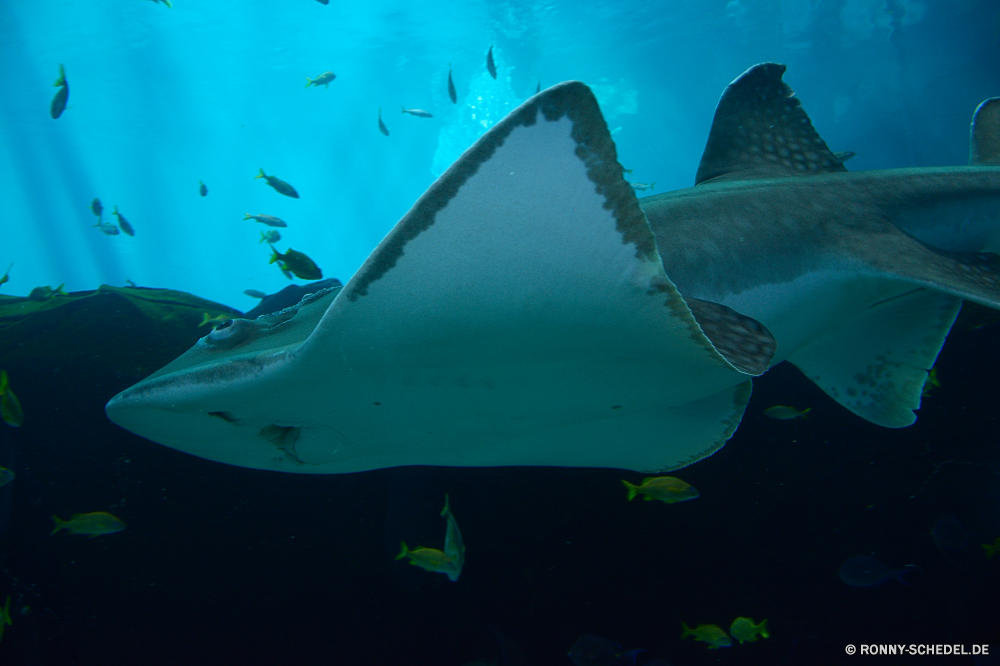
(694, 63), (846, 185)
(789, 290), (961, 427)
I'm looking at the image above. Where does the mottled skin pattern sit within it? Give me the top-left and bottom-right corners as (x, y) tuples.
(641, 166), (1000, 365)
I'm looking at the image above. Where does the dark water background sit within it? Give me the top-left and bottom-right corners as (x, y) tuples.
(0, 301), (997, 665)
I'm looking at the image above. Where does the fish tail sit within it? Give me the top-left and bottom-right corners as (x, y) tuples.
(681, 622), (693, 638)
(0, 370), (7, 393)
(198, 312), (211, 327)
(268, 245), (280, 264)
(395, 541), (409, 560)
(984, 544), (996, 558)
(50, 516), (64, 535)
(243, 213), (253, 221)
(621, 479), (638, 501)
(802, 407), (812, 417)
(401, 105), (407, 114)
(440, 494), (450, 517)
(758, 618), (769, 638)
(259, 231), (266, 243)
(305, 77), (312, 88)
(54, 64), (65, 87)
(650, 182), (656, 190)
(163, 0), (172, 7)
(255, 169), (265, 180)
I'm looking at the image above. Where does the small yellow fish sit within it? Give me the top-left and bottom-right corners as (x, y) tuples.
(730, 617), (769, 644)
(0, 371), (24, 428)
(305, 71), (336, 88)
(395, 495), (464, 581)
(682, 623), (732, 649)
(0, 466), (14, 488)
(764, 405), (811, 420)
(51, 512), (126, 537)
(269, 246), (323, 280)
(922, 367), (941, 397)
(630, 181), (655, 191)
(983, 536), (1000, 559)
(0, 263), (11, 287)
(199, 312), (232, 328)
(396, 542), (456, 575)
(0, 596), (11, 643)
(622, 476), (699, 503)
(255, 169), (299, 198)
(28, 284), (67, 301)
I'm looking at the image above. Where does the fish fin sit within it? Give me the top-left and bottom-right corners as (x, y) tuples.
(315, 82), (756, 471)
(759, 618), (769, 638)
(681, 622), (693, 638)
(788, 290), (962, 427)
(255, 169), (265, 180)
(621, 479), (638, 500)
(243, 213), (252, 220)
(53, 64), (65, 87)
(970, 98), (1000, 166)
(50, 516), (63, 535)
(268, 245), (280, 264)
(685, 298), (775, 375)
(163, 0), (172, 7)
(695, 63), (846, 185)
(400, 105), (406, 113)
(305, 77), (312, 88)
(395, 542), (409, 560)
(0, 370), (7, 394)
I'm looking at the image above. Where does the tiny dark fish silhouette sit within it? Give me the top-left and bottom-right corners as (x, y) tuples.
(199, 180), (208, 197)
(448, 68), (457, 104)
(568, 635), (644, 666)
(486, 45), (497, 79)
(932, 516), (968, 552)
(401, 106), (433, 118)
(378, 107), (389, 136)
(91, 198), (103, 219)
(112, 206), (134, 237)
(244, 213), (287, 228)
(255, 169), (299, 198)
(838, 555), (919, 587)
(315, 0), (329, 4)
(50, 64), (69, 119)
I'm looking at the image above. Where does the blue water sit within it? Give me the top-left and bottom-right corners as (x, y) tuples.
(2, 0), (997, 307)
(2, 3), (1000, 664)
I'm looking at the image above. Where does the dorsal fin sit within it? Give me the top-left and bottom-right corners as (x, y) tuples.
(970, 98), (1000, 166)
(695, 63), (846, 185)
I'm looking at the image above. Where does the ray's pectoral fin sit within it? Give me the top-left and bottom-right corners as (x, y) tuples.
(971, 98), (1000, 166)
(788, 290), (961, 427)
